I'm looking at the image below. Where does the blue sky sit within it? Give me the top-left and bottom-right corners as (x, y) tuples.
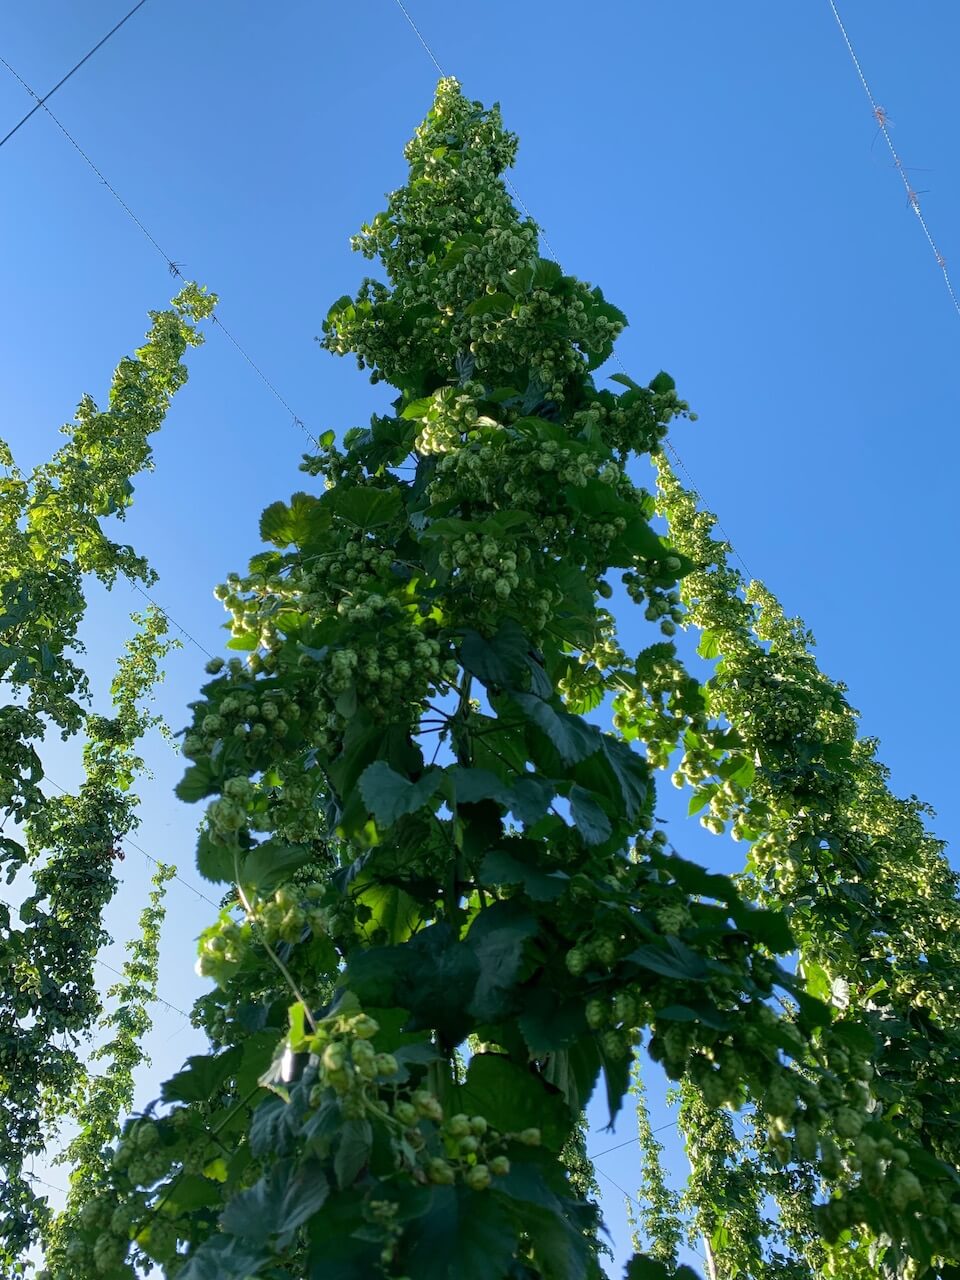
(2, 1), (958, 1272)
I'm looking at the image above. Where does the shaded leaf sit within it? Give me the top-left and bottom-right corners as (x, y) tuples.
(358, 762), (442, 827)
(221, 1157), (329, 1246)
(513, 693), (601, 766)
(461, 619), (530, 690)
(479, 850), (569, 902)
(569, 785), (612, 845)
(335, 1117), (373, 1189)
(402, 1185), (517, 1280)
(177, 1237), (269, 1280)
(459, 1054), (572, 1152)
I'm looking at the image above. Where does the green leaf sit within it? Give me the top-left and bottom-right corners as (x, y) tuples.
(324, 485), (402, 530)
(358, 762), (443, 827)
(628, 938), (709, 982)
(307, 1190), (380, 1276)
(402, 1186), (517, 1280)
(459, 1053), (572, 1152)
(467, 902), (539, 1023)
(729, 903), (794, 954)
(162, 1048), (242, 1104)
(532, 259), (564, 289)
(177, 1237), (269, 1280)
(158, 1175), (224, 1214)
(401, 395), (436, 420)
(494, 1164), (597, 1280)
(355, 880), (422, 944)
(465, 292), (513, 316)
(249, 1096), (299, 1158)
(513, 693), (601, 766)
(648, 370), (676, 394)
(479, 850), (568, 902)
(238, 840), (314, 894)
(334, 1118), (373, 1189)
(175, 760), (217, 804)
(697, 630), (721, 661)
(347, 924), (480, 1042)
(460, 619), (530, 690)
(831, 1018), (877, 1059)
(221, 1157), (329, 1247)
(625, 1257), (702, 1280)
(260, 491), (323, 548)
(568, 785), (612, 845)
(195, 828), (235, 883)
(508, 776), (555, 826)
(450, 766), (511, 807)
(601, 736), (650, 823)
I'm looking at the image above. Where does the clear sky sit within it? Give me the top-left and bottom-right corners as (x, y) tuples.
(2, 2), (958, 1273)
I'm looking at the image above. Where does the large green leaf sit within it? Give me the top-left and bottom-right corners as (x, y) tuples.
(221, 1157), (329, 1247)
(449, 766), (511, 807)
(459, 1054), (572, 1152)
(260, 491), (324, 548)
(161, 1047), (242, 1105)
(324, 484), (402, 530)
(494, 1162), (597, 1280)
(479, 850), (569, 902)
(177, 1237), (269, 1280)
(347, 924), (481, 1042)
(627, 938), (709, 982)
(464, 292), (513, 316)
(507, 776), (555, 826)
(600, 736), (650, 824)
(176, 760), (218, 804)
(467, 902), (540, 1022)
(358, 762), (443, 827)
(238, 840), (315, 894)
(334, 1118), (373, 1189)
(460, 619), (530, 690)
(401, 1185), (518, 1280)
(513, 693), (601, 766)
(568, 785), (612, 845)
(249, 1096), (300, 1159)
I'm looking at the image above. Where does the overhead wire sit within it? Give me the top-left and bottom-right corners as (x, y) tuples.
(42, 775), (220, 910)
(0, 55), (320, 451)
(0, 0), (151, 151)
(93, 955), (192, 1021)
(827, 0), (960, 319)
(588, 1118), (677, 1162)
(0, 893), (192, 1021)
(129, 581), (216, 661)
(0, 37), (321, 670)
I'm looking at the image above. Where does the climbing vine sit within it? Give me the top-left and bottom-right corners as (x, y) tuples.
(34, 77), (959, 1280)
(0, 287), (214, 1267)
(0, 75), (955, 1280)
(652, 457), (960, 1275)
(41, 862), (175, 1274)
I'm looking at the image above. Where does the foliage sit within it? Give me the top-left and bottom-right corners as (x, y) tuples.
(654, 457), (960, 1275)
(627, 1061), (683, 1266)
(12, 78), (960, 1280)
(0, 286), (214, 1267)
(41, 862), (176, 1270)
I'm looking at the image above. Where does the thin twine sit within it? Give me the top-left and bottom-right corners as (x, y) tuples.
(0, 54), (320, 449)
(827, 0), (960, 317)
(385, 0), (755, 582)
